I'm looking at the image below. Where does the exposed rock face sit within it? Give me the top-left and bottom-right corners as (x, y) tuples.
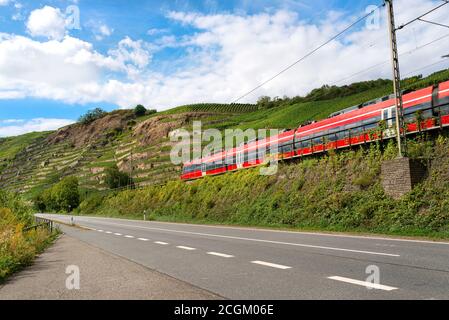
(46, 110), (134, 147)
(133, 113), (216, 146)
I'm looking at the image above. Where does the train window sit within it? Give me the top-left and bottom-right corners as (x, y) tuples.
(404, 104), (424, 115)
(312, 137), (323, 146)
(336, 129), (348, 140)
(248, 151), (258, 161)
(282, 144), (293, 153)
(301, 140), (311, 148)
(225, 156), (235, 165)
(327, 133), (337, 142)
(440, 97), (449, 115)
(345, 122), (361, 130)
(350, 126), (363, 135)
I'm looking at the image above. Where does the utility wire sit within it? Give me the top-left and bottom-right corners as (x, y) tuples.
(418, 18), (449, 29)
(331, 32), (449, 85)
(231, 3), (385, 103)
(397, 0), (449, 30)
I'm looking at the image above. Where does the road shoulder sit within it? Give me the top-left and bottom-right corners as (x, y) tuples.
(0, 234), (221, 300)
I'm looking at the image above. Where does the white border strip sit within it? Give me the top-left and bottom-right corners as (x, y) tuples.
(328, 276), (398, 291)
(251, 261), (292, 270)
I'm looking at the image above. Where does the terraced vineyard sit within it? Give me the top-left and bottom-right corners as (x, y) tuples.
(162, 103), (258, 115)
(1, 69), (449, 197)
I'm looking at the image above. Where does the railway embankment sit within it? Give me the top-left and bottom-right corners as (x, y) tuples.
(75, 132), (449, 239)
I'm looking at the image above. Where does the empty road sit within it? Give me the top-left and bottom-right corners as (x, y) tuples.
(36, 214), (449, 299)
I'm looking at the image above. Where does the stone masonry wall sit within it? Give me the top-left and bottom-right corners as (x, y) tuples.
(381, 157), (427, 199)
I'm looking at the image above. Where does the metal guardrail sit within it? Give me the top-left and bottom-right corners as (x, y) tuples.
(23, 217), (55, 233)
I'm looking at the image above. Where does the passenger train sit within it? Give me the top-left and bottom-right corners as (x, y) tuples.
(181, 80), (449, 181)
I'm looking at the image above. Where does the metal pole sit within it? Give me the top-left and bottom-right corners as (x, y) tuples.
(386, 0), (407, 157)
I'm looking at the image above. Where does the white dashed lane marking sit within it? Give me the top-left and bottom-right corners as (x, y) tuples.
(124, 235), (135, 239)
(207, 252), (234, 258)
(177, 246), (196, 251)
(155, 241), (169, 245)
(251, 261), (292, 270)
(105, 231), (112, 234)
(138, 238), (150, 241)
(114, 233), (122, 236)
(97, 230), (104, 232)
(328, 276), (398, 291)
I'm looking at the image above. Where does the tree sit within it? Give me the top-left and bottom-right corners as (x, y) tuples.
(33, 176), (80, 212)
(52, 177), (80, 212)
(104, 165), (133, 189)
(78, 108), (107, 125)
(134, 105), (147, 117)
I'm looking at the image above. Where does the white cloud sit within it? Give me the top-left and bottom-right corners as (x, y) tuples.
(147, 28), (170, 36)
(94, 24), (114, 41)
(0, 34), (152, 105)
(26, 6), (67, 40)
(1, 0), (449, 110)
(0, 0), (10, 6)
(0, 118), (75, 137)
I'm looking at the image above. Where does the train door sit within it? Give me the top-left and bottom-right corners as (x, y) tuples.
(236, 149), (244, 169)
(201, 163), (207, 177)
(382, 106), (397, 138)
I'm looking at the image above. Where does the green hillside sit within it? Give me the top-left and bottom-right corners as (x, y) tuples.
(76, 134), (449, 238)
(1, 68), (449, 197)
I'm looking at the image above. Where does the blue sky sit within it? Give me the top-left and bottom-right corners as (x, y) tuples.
(0, 0), (448, 136)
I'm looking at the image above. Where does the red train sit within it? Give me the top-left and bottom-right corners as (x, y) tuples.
(181, 80), (449, 181)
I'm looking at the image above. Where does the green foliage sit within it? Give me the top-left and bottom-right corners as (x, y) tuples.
(162, 103), (258, 115)
(0, 192), (55, 282)
(34, 177), (80, 212)
(257, 96), (278, 110)
(104, 165), (134, 189)
(78, 108), (107, 125)
(0, 190), (32, 223)
(134, 105), (147, 117)
(76, 135), (449, 238)
(0, 131), (50, 162)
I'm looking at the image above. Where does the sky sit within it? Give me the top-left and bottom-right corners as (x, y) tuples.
(0, 0), (449, 137)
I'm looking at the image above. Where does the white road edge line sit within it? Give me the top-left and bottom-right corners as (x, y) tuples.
(207, 252), (234, 258)
(70, 220), (399, 257)
(177, 246), (196, 251)
(37, 214), (449, 246)
(155, 241), (169, 245)
(251, 261), (292, 270)
(328, 276), (398, 291)
(138, 238), (149, 241)
(124, 235), (135, 239)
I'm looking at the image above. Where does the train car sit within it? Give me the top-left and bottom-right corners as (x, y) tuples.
(181, 80), (449, 181)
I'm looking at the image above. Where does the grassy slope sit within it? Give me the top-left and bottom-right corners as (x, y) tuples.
(0, 131), (50, 161)
(2, 69), (449, 196)
(76, 133), (449, 239)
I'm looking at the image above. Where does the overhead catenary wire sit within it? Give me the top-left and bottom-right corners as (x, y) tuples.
(417, 18), (449, 29)
(396, 0), (449, 31)
(331, 32), (449, 85)
(231, 3), (386, 104)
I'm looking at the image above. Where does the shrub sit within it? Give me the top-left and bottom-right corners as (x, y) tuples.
(33, 177), (80, 213)
(104, 165), (134, 189)
(0, 193), (54, 282)
(78, 108), (107, 125)
(134, 105), (147, 117)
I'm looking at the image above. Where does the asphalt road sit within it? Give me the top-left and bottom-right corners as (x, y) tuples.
(37, 214), (449, 299)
